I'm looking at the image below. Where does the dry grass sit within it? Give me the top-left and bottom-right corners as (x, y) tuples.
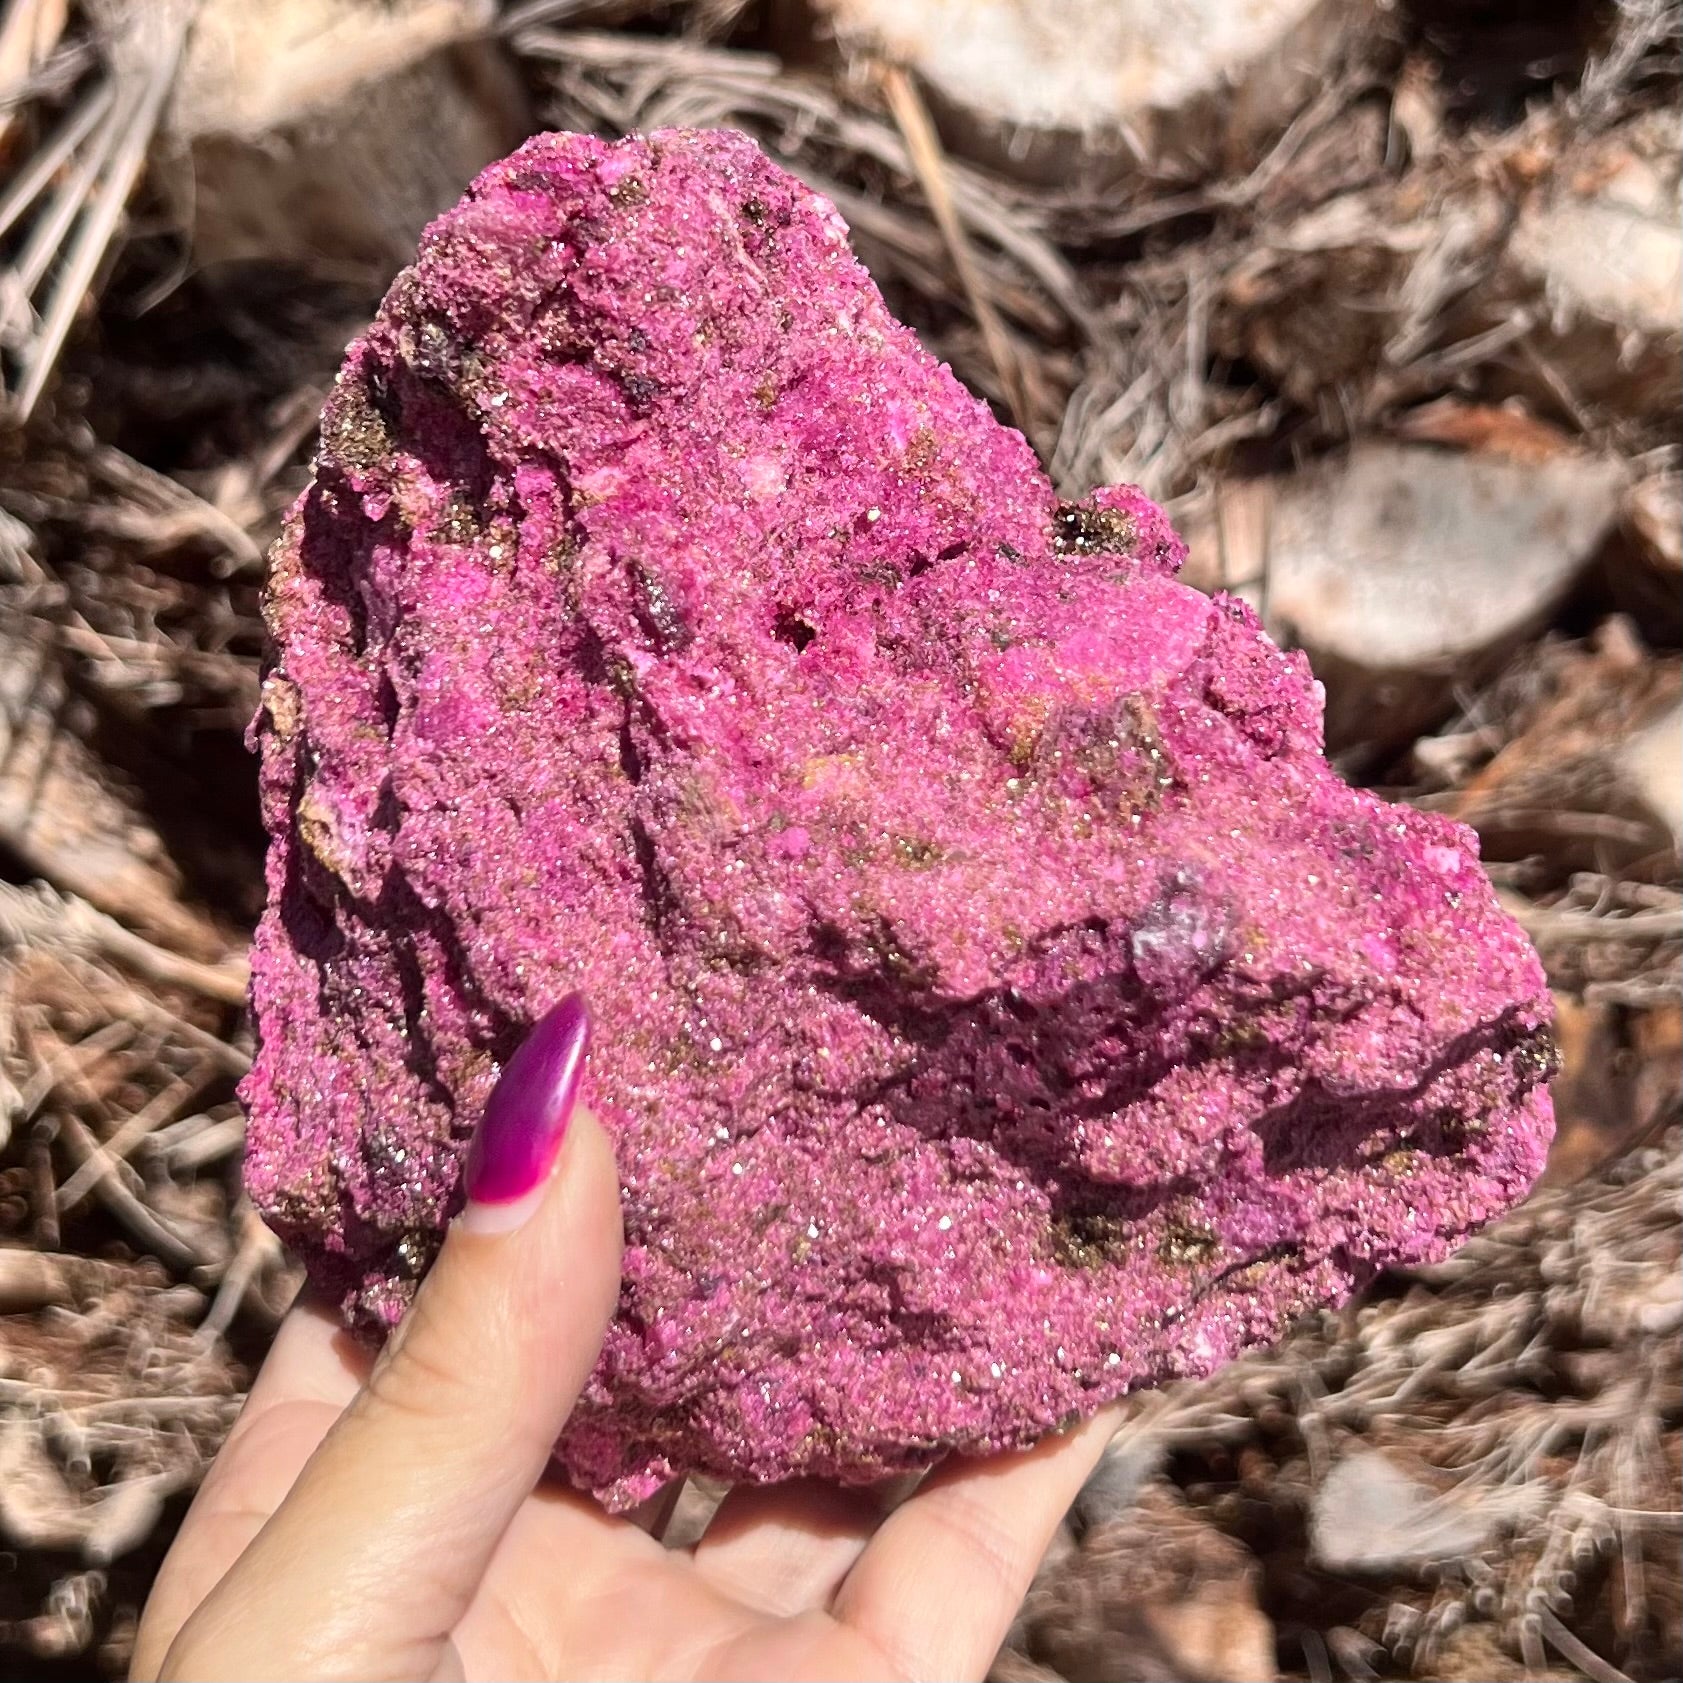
(1006, 1130), (1682, 1682)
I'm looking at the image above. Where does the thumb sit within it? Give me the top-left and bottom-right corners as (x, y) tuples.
(163, 994), (623, 1682)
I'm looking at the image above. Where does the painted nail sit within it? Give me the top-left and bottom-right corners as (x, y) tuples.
(460, 993), (590, 1234)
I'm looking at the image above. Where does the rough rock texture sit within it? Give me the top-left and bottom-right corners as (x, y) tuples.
(243, 128), (1555, 1508)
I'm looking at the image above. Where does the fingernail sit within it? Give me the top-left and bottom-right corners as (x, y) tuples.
(460, 993), (590, 1234)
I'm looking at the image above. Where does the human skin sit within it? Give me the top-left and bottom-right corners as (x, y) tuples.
(135, 1003), (1118, 1682)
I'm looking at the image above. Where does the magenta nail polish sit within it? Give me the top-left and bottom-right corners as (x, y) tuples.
(463, 993), (590, 1211)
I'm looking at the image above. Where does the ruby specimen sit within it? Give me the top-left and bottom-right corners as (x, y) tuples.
(244, 129), (1554, 1508)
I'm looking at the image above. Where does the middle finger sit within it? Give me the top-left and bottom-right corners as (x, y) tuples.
(691, 1479), (890, 1616)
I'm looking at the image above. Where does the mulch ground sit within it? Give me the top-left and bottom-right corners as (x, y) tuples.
(1, 2), (1677, 1676)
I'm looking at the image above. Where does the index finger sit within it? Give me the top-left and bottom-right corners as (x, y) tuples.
(155, 1096), (622, 1682)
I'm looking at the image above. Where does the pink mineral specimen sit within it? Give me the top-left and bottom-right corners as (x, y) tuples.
(244, 128), (1555, 1508)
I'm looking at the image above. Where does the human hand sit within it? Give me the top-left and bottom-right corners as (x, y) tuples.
(134, 995), (1116, 1681)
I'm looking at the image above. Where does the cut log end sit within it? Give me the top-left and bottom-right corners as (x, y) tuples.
(166, 0), (529, 276)
(1181, 440), (1627, 751)
(801, 0), (1378, 185)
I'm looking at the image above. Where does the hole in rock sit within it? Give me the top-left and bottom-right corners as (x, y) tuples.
(773, 609), (818, 652)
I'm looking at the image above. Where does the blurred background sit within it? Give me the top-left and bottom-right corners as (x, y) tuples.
(0, 1), (1677, 1677)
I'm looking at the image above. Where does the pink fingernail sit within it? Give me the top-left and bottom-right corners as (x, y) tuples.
(460, 994), (590, 1234)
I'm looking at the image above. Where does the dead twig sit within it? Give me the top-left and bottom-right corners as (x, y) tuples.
(53, 1113), (206, 1271)
(0, 880), (250, 1006)
(878, 63), (1033, 435)
(197, 1202), (283, 1343)
(54, 1063), (215, 1213)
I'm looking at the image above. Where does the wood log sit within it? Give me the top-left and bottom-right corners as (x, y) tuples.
(1620, 698), (1681, 855)
(166, 0), (529, 277)
(1615, 470), (1682, 643)
(798, 0), (1377, 187)
(1506, 107), (1681, 424)
(1309, 1448), (1539, 1573)
(1179, 440), (1626, 752)
(1220, 110), (1681, 432)
(1626, 472), (1682, 579)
